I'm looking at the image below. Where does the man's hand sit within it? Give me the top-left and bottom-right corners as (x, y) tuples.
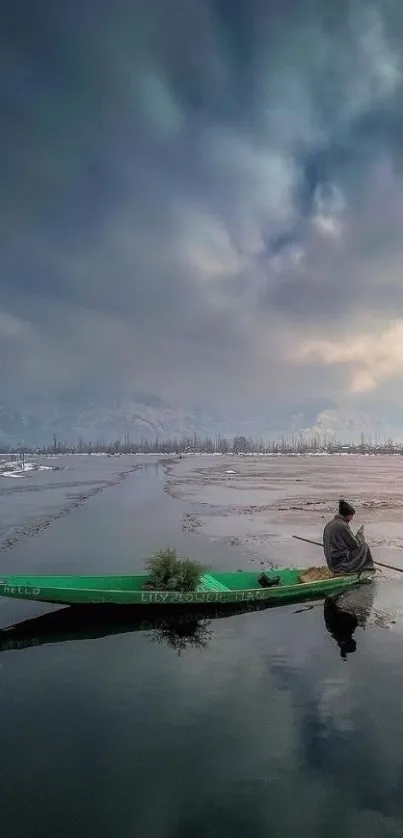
(356, 524), (365, 542)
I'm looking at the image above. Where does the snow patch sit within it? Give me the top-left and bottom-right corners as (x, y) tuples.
(0, 460), (58, 478)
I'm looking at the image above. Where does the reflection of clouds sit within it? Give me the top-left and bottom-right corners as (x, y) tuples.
(317, 677), (355, 733)
(3, 597), (403, 835)
(162, 603), (403, 833)
(262, 604), (403, 823)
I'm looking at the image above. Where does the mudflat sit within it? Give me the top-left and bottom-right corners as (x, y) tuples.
(166, 454), (403, 569)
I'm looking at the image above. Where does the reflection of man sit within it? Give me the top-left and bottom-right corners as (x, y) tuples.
(323, 597), (358, 659)
(323, 499), (374, 574)
(324, 584), (375, 659)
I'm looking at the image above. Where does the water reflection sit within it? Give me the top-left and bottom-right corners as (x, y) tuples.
(0, 602), (270, 656)
(149, 617), (214, 655)
(323, 597), (359, 659)
(323, 584), (376, 660)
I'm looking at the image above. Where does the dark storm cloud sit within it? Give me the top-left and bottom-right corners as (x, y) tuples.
(2, 0), (403, 411)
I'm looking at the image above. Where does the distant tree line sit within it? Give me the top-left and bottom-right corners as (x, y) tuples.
(3, 430), (403, 456)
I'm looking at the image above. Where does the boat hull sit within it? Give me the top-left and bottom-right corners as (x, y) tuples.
(0, 569), (373, 607)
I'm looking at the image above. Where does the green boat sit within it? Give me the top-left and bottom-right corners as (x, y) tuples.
(0, 568), (373, 607)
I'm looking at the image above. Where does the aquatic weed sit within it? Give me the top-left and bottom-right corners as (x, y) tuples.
(145, 547), (207, 591)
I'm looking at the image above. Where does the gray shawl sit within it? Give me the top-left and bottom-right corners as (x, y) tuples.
(323, 514), (371, 573)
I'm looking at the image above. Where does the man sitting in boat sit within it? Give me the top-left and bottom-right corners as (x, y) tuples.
(323, 499), (374, 574)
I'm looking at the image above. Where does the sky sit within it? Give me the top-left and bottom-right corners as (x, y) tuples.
(2, 0), (403, 433)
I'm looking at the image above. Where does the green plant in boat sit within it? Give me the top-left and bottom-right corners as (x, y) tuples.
(145, 547), (207, 591)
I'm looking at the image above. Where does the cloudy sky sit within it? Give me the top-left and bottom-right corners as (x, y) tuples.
(2, 0), (403, 428)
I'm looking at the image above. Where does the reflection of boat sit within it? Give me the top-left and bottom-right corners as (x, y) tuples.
(0, 568), (373, 607)
(323, 583), (375, 659)
(0, 603), (268, 655)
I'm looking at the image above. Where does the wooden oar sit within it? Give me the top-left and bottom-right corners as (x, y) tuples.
(292, 534), (403, 575)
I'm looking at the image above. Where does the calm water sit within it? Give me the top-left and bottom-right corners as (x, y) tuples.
(1, 458), (403, 837)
